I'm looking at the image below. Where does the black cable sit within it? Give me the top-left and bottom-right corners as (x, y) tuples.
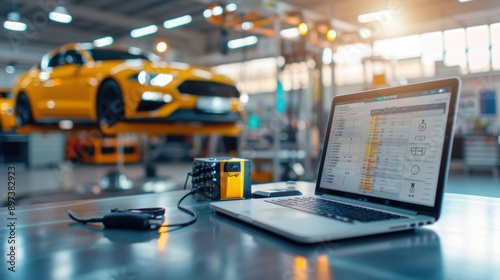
(183, 172), (192, 190)
(160, 190), (198, 227)
(68, 172), (203, 229)
(68, 210), (103, 224)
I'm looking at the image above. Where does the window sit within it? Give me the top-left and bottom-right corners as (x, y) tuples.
(491, 23), (500, 70)
(64, 50), (84, 65)
(466, 25), (490, 73)
(88, 48), (150, 61)
(444, 29), (466, 70)
(392, 35), (422, 59)
(444, 28), (466, 51)
(213, 57), (278, 94)
(467, 25), (489, 48)
(47, 52), (64, 68)
(373, 39), (392, 59)
(421, 32), (443, 64)
(333, 44), (371, 85)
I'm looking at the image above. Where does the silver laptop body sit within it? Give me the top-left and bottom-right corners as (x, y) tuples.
(211, 78), (461, 243)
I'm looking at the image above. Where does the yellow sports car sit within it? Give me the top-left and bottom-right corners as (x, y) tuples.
(0, 88), (17, 130)
(12, 43), (244, 128)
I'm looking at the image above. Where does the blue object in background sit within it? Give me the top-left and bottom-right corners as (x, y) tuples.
(480, 89), (497, 116)
(276, 79), (286, 114)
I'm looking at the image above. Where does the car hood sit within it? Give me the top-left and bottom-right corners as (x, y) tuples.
(103, 59), (235, 85)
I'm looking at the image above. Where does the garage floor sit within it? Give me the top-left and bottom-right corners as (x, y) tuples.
(1, 160), (499, 206)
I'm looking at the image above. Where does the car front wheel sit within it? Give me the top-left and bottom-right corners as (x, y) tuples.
(16, 93), (34, 127)
(96, 80), (125, 127)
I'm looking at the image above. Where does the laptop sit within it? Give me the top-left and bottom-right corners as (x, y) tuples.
(211, 78), (461, 243)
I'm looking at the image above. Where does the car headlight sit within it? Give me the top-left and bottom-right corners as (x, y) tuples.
(129, 71), (173, 87)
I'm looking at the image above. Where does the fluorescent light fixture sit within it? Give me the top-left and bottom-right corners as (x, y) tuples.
(3, 12), (26, 32)
(357, 10), (392, 23)
(458, 0), (474, 2)
(130, 24), (158, 38)
(163, 15), (192, 29)
(212, 6), (223, 16)
(93, 36), (113, 47)
(49, 6), (72, 23)
(280, 27), (299, 38)
(203, 9), (212, 18)
(226, 3), (238, 12)
(228, 36), (258, 49)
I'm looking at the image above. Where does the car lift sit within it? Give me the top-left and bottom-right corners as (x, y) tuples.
(16, 121), (243, 195)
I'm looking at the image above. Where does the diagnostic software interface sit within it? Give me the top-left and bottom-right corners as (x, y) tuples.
(320, 88), (452, 207)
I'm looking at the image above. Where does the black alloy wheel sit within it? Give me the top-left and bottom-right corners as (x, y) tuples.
(16, 93), (34, 127)
(96, 80), (125, 127)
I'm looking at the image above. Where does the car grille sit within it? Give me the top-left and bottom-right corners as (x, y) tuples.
(177, 80), (240, 98)
(136, 100), (165, 112)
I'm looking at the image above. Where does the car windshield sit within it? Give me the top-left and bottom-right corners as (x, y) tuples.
(87, 48), (151, 61)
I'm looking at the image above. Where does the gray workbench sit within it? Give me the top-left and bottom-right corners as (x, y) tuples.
(1, 182), (499, 279)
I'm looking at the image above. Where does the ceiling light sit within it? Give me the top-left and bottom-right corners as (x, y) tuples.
(212, 6), (223, 16)
(49, 6), (72, 23)
(5, 64), (15, 74)
(298, 22), (308, 36)
(163, 15), (192, 29)
(280, 27), (299, 38)
(3, 12), (26, 32)
(203, 9), (212, 18)
(241, 22), (253, 30)
(93, 36), (113, 47)
(458, 0), (474, 2)
(228, 36), (258, 49)
(156, 41), (168, 53)
(326, 29), (337, 41)
(226, 3), (238, 12)
(240, 94), (249, 104)
(357, 10), (392, 23)
(130, 24), (158, 38)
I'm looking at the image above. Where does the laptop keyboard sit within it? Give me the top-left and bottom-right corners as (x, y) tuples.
(265, 197), (408, 223)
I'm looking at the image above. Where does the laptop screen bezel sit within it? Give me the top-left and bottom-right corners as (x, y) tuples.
(314, 78), (461, 220)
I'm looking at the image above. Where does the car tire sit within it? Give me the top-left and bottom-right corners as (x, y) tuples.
(16, 93), (34, 127)
(96, 80), (125, 127)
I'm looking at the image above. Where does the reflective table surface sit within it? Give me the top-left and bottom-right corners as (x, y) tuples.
(1, 182), (499, 280)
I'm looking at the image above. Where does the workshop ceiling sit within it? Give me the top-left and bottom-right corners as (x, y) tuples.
(0, 0), (499, 66)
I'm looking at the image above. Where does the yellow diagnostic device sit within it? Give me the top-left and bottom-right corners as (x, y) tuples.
(191, 157), (252, 200)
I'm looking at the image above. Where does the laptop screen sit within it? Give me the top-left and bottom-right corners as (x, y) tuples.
(317, 79), (460, 212)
